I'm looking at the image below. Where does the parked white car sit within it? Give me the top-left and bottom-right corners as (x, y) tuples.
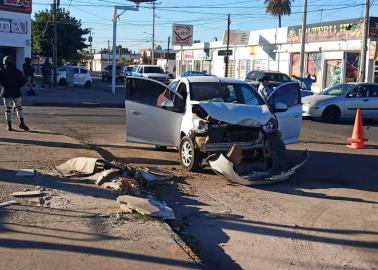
(302, 83), (378, 121)
(57, 66), (92, 88)
(125, 76), (307, 185)
(131, 65), (170, 84)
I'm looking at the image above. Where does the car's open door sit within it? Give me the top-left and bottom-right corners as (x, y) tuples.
(267, 82), (302, 144)
(125, 77), (184, 147)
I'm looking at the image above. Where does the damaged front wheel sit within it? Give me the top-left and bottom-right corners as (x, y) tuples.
(179, 136), (202, 172)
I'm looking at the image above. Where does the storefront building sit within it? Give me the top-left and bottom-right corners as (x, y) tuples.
(175, 17), (378, 93)
(0, 0), (32, 69)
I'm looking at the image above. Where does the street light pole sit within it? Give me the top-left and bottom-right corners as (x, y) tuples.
(359, 0), (370, 82)
(299, 0), (308, 77)
(151, 1), (155, 65)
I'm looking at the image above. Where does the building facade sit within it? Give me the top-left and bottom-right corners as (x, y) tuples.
(0, 0), (32, 69)
(175, 17), (378, 93)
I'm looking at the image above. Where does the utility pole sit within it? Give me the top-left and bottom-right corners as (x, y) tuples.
(225, 14), (231, 77)
(360, 0), (370, 82)
(299, 0), (308, 77)
(52, 0), (58, 86)
(151, 1), (156, 65)
(89, 28), (93, 71)
(108, 40), (110, 65)
(166, 36), (170, 72)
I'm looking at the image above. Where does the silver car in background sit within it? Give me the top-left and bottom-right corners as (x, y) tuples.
(302, 83), (378, 121)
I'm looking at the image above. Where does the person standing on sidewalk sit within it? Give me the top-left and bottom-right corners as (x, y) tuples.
(41, 58), (52, 88)
(0, 56), (30, 132)
(23, 57), (37, 96)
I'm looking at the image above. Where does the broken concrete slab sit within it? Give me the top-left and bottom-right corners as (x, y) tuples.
(119, 203), (134, 213)
(0, 200), (20, 208)
(117, 195), (175, 219)
(16, 169), (35, 177)
(11, 190), (42, 197)
(56, 157), (117, 177)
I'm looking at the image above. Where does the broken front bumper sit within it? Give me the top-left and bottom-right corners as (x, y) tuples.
(209, 151), (308, 185)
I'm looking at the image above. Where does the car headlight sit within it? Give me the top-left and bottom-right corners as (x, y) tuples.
(192, 117), (208, 134)
(262, 116), (278, 134)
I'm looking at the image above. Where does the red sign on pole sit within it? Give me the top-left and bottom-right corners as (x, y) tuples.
(172, 24), (193, 46)
(0, 0), (32, 14)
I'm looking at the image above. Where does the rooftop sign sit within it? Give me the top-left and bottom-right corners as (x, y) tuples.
(0, 0), (32, 14)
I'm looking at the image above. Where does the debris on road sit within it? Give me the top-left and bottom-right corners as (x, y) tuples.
(138, 168), (173, 185)
(16, 169), (35, 177)
(117, 195), (175, 220)
(0, 200), (20, 208)
(101, 181), (123, 191)
(11, 190), (43, 197)
(56, 157), (118, 177)
(95, 168), (121, 186)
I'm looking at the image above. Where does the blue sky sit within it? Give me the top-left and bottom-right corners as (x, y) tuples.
(32, 0), (378, 52)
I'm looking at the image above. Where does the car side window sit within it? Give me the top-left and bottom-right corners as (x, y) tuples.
(246, 72), (253, 80)
(126, 78), (169, 107)
(269, 83), (301, 107)
(176, 83), (187, 109)
(348, 86), (368, 97)
(367, 85), (378, 97)
(73, 68), (79, 74)
(80, 69), (88, 74)
(169, 81), (178, 91)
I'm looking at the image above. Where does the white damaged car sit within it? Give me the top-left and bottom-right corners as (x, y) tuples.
(125, 76), (308, 185)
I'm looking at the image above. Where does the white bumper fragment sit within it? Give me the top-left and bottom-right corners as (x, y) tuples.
(209, 151), (309, 186)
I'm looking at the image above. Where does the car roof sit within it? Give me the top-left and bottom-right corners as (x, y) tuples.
(183, 76), (248, 84)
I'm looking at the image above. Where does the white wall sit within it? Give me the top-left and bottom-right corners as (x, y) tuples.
(0, 10), (31, 69)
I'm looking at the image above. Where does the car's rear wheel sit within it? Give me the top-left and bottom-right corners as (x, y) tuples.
(58, 78), (66, 86)
(84, 81), (92, 88)
(322, 106), (341, 122)
(179, 136), (202, 172)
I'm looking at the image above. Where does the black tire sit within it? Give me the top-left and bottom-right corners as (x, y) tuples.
(84, 81), (92, 88)
(58, 78), (66, 86)
(322, 106), (341, 122)
(155, 145), (168, 151)
(179, 136), (202, 172)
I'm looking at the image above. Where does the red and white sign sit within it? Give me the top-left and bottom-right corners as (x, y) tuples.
(0, 0), (32, 14)
(172, 24), (193, 46)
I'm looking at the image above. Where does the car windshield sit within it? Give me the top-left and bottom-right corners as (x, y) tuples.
(144, 66), (164, 73)
(190, 82), (265, 106)
(323, 84), (353, 96)
(264, 73), (291, 82)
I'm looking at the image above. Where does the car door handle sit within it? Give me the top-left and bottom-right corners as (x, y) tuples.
(130, 110), (141, 115)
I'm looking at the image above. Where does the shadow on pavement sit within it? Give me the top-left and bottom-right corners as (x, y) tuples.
(257, 149), (378, 204)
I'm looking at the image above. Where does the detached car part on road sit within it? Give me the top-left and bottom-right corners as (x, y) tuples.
(125, 76), (307, 185)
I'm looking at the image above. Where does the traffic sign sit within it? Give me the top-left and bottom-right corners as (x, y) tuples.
(172, 24), (193, 46)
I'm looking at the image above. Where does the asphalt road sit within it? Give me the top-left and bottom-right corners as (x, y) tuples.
(14, 106), (378, 270)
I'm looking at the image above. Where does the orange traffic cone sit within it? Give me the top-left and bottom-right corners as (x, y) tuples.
(347, 108), (368, 149)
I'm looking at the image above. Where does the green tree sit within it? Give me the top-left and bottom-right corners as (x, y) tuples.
(32, 8), (89, 65)
(264, 0), (293, 28)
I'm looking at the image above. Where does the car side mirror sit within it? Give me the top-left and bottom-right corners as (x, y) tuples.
(274, 102), (288, 112)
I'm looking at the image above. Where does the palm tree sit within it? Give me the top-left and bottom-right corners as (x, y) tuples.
(264, 0), (293, 28)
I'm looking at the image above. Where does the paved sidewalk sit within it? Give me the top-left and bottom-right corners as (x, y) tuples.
(22, 85), (124, 108)
(0, 126), (199, 270)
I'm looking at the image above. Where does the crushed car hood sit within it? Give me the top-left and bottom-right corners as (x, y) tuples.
(198, 102), (272, 127)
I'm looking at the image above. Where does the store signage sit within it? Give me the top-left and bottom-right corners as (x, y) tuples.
(0, 0), (32, 14)
(223, 30), (250, 45)
(0, 18), (27, 34)
(0, 18), (10, 32)
(172, 24), (193, 46)
(288, 18), (364, 43)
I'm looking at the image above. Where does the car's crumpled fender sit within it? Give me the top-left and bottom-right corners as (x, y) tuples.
(209, 151), (308, 185)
